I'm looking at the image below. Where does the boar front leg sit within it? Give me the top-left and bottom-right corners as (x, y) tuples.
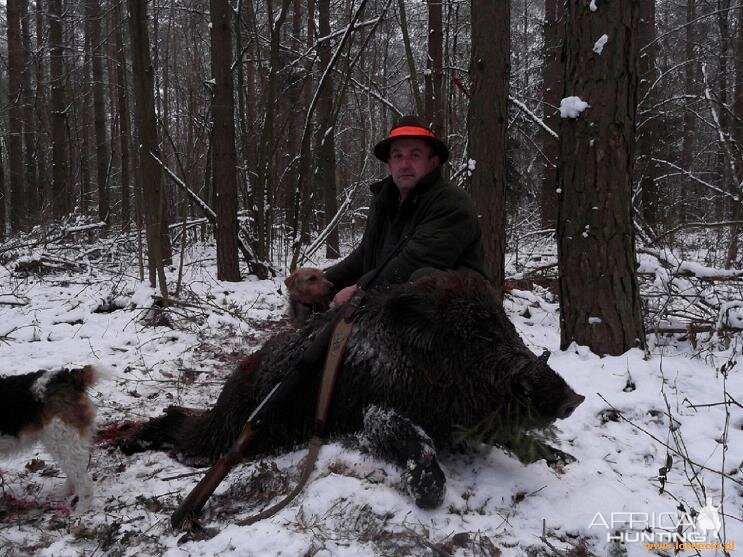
(361, 405), (446, 509)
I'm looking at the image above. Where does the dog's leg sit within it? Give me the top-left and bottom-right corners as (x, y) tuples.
(361, 405), (446, 509)
(41, 417), (93, 512)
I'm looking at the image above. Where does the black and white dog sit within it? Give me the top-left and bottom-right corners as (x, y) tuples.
(0, 365), (107, 511)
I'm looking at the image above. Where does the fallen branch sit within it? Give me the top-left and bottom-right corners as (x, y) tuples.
(151, 152), (273, 279)
(0, 295), (29, 307)
(639, 247), (743, 281)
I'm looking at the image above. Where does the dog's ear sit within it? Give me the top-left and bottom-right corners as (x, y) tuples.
(284, 274), (296, 289)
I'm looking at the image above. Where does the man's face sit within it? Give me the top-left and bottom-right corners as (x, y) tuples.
(387, 138), (440, 197)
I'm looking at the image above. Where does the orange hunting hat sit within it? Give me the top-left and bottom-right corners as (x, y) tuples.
(373, 115), (449, 163)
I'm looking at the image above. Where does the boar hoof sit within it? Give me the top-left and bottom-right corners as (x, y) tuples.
(403, 453), (446, 509)
(545, 446), (577, 468)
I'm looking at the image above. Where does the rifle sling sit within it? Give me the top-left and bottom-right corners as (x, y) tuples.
(238, 311), (356, 525)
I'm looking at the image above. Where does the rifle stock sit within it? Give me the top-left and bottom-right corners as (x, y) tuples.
(171, 423), (256, 528)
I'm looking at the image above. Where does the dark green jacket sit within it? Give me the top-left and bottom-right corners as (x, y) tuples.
(324, 167), (486, 290)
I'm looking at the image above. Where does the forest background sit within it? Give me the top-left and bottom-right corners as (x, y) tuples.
(0, 0), (742, 371)
(1, 3), (743, 555)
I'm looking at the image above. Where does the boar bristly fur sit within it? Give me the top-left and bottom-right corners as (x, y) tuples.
(121, 272), (584, 505)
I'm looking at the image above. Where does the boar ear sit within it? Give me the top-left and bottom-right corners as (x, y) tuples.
(538, 350), (551, 363)
(284, 275), (295, 288)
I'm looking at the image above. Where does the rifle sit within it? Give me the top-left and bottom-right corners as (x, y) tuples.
(170, 236), (408, 529)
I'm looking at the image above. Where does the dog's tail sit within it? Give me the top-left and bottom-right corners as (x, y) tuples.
(75, 364), (114, 388)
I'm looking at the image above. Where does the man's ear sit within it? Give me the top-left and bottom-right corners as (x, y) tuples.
(430, 154), (440, 166)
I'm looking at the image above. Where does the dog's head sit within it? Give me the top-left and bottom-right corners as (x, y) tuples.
(284, 268), (334, 306)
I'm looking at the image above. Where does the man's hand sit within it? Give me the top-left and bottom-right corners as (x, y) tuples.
(333, 284), (359, 306)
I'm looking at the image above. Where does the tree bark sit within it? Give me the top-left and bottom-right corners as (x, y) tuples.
(49, 0), (71, 217)
(398, 0), (423, 116)
(80, 28), (93, 216)
(725, 3), (743, 267)
(468, 0), (509, 300)
(85, 0), (110, 225)
(425, 0), (444, 135)
(717, 0), (731, 219)
(557, 0), (645, 356)
(7, 0), (26, 231)
(128, 0), (169, 295)
(0, 142), (5, 240)
(637, 0), (661, 229)
(680, 0), (696, 188)
(34, 1), (50, 218)
(317, 0), (339, 259)
(540, 0), (563, 229)
(113, 0), (132, 232)
(291, 0), (315, 254)
(20, 0), (39, 225)
(210, 0), (241, 281)
(255, 0), (293, 261)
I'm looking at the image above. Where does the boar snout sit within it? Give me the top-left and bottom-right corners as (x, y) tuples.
(557, 393), (585, 419)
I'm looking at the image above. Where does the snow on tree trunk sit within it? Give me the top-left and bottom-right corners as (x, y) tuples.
(557, 0), (645, 356)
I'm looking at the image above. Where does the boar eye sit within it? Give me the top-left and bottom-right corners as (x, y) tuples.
(517, 378), (532, 397)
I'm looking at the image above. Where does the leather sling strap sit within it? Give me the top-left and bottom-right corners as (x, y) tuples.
(239, 312), (356, 526)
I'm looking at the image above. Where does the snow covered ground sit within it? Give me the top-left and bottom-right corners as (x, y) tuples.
(0, 235), (741, 556)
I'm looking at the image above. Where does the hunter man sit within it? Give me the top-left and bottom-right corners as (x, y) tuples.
(323, 115), (486, 304)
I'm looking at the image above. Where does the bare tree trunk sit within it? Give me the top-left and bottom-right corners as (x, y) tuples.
(717, 0), (732, 221)
(113, 0), (132, 232)
(540, 0), (563, 229)
(425, 0), (444, 135)
(20, 0), (39, 226)
(637, 0), (661, 229)
(242, 0), (259, 214)
(398, 0), (423, 116)
(0, 142), (5, 239)
(317, 0), (339, 259)
(85, 0), (110, 225)
(680, 0), (697, 222)
(726, 3), (743, 267)
(255, 0), (293, 261)
(557, 0), (645, 356)
(49, 0), (71, 217)
(128, 0), (169, 296)
(468, 0), (509, 300)
(7, 0), (26, 231)
(80, 28), (93, 216)
(290, 0), (315, 253)
(210, 0), (241, 281)
(235, 0), (252, 212)
(35, 1), (50, 218)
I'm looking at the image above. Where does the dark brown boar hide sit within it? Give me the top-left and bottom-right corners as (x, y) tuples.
(120, 272), (584, 507)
